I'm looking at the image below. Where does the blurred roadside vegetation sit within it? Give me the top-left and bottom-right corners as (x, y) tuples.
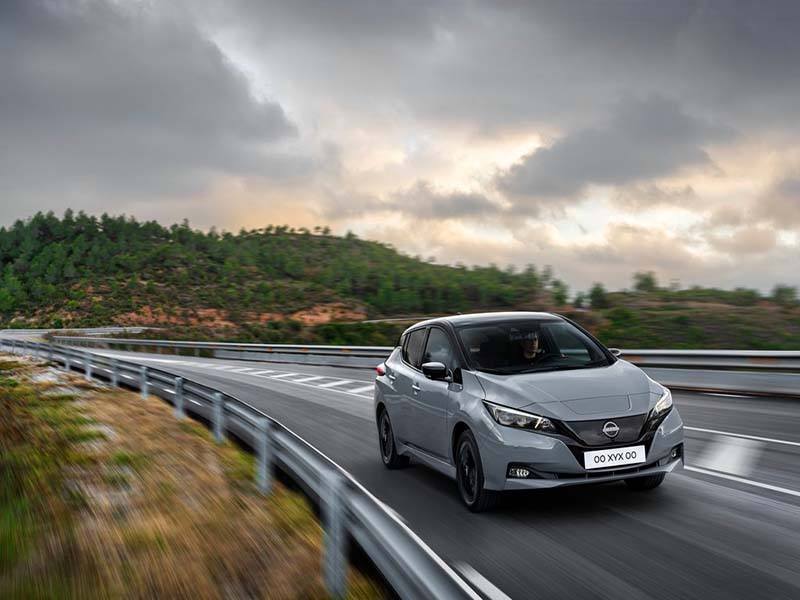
(2, 211), (799, 349)
(0, 357), (382, 598)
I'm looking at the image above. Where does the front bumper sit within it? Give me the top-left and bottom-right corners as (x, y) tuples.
(476, 409), (685, 491)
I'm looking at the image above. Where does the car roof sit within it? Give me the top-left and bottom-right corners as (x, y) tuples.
(404, 311), (563, 333)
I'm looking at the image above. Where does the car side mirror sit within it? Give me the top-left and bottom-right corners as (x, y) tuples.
(422, 361), (450, 381)
(609, 348), (622, 357)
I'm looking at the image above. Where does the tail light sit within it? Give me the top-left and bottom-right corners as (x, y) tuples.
(376, 363), (386, 376)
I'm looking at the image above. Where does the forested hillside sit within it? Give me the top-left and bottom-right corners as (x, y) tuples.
(0, 211), (552, 328)
(2, 212), (799, 348)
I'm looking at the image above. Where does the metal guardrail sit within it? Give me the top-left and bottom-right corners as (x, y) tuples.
(52, 336), (800, 398)
(53, 336), (391, 368)
(2, 327), (149, 338)
(1, 338), (480, 600)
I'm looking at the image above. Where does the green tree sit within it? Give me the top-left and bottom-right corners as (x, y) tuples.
(589, 283), (609, 309)
(550, 279), (569, 306)
(771, 285), (798, 307)
(633, 271), (658, 293)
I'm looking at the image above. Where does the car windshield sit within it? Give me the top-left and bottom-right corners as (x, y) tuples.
(456, 319), (612, 375)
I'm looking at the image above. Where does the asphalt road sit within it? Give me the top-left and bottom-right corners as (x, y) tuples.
(98, 350), (800, 599)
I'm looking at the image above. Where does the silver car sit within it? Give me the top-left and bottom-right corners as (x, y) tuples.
(374, 312), (684, 511)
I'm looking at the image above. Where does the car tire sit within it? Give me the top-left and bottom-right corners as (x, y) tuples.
(624, 473), (666, 491)
(378, 409), (409, 469)
(456, 430), (499, 512)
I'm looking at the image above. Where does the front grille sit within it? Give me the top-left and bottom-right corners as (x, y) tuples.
(560, 413), (647, 447)
(552, 460), (658, 480)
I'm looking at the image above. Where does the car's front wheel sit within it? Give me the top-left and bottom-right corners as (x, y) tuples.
(456, 430), (499, 512)
(378, 409), (409, 469)
(624, 473), (666, 491)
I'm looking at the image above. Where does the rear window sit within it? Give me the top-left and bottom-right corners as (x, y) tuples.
(402, 328), (427, 368)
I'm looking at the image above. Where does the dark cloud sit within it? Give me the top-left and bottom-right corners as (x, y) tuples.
(221, 0), (800, 135)
(0, 0), (300, 219)
(758, 177), (800, 227)
(494, 96), (731, 210)
(612, 184), (698, 211)
(388, 181), (499, 220)
(320, 181), (499, 221)
(706, 226), (778, 255)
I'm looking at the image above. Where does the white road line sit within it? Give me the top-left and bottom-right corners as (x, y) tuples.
(685, 466), (800, 498)
(318, 379), (355, 388)
(227, 367), (255, 373)
(685, 426), (800, 448)
(292, 375), (327, 384)
(695, 436), (764, 477)
(347, 384), (375, 394)
(251, 370), (275, 375)
(212, 365), (238, 370)
(455, 563), (512, 600)
(269, 372), (298, 379)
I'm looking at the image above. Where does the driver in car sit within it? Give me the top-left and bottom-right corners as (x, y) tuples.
(516, 330), (545, 365)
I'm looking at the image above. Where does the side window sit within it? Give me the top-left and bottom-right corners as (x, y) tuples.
(422, 328), (454, 370)
(403, 328), (427, 368)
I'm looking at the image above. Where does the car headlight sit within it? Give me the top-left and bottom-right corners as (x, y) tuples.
(651, 388), (673, 418)
(483, 401), (557, 433)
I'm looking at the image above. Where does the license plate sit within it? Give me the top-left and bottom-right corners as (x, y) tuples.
(584, 445), (646, 470)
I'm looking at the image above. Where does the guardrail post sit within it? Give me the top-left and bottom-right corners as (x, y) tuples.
(174, 377), (185, 419)
(323, 471), (348, 598)
(255, 418), (273, 494)
(84, 351), (92, 381)
(65, 351), (71, 372)
(111, 359), (119, 387)
(10, 339), (15, 355)
(48, 344), (54, 362)
(213, 392), (225, 443)
(140, 366), (149, 399)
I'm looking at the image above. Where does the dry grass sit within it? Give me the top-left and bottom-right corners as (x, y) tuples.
(0, 356), (384, 599)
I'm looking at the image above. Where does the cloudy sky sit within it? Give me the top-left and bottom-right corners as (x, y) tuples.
(2, 0), (799, 292)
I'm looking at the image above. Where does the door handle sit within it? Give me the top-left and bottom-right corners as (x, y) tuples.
(388, 373), (396, 381)
(411, 382), (421, 394)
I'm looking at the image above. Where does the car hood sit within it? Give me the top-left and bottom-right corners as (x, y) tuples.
(474, 360), (659, 420)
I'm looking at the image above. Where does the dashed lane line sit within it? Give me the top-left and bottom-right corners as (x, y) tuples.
(347, 384), (375, 394)
(685, 466), (800, 499)
(318, 379), (356, 388)
(694, 435), (764, 477)
(291, 375), (327, 384)
(685, 426), (800, 448)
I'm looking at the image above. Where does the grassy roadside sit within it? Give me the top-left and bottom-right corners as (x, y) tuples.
(0, 356), (384, 599)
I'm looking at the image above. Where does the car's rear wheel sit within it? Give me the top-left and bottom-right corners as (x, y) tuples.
(624, 473), (666, 491)
(456, 430), (499, 512)
(378, 409), (409, 469)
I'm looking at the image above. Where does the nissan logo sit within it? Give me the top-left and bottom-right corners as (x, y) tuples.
(602, 421), (620, 438)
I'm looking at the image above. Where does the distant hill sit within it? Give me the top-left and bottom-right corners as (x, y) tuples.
(2, 211), (799, 348)
(0, 211), (550, 330)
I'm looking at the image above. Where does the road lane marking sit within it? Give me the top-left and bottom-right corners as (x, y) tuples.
(292, 375), (327, 383)
(685, 466), (800, 498)
(227, 367), (255, 373)
(685, 426), (800, 448)
(251, 370), (275, 375)
(455, 563), (512, 600)
(695, 435), (764, 477)
(318, 379), (355, 388)
(269, 372), (297, 379)
(347, 384), (374, 394)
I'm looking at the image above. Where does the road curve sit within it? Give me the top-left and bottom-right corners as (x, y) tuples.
(98, 350), (800, 599)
